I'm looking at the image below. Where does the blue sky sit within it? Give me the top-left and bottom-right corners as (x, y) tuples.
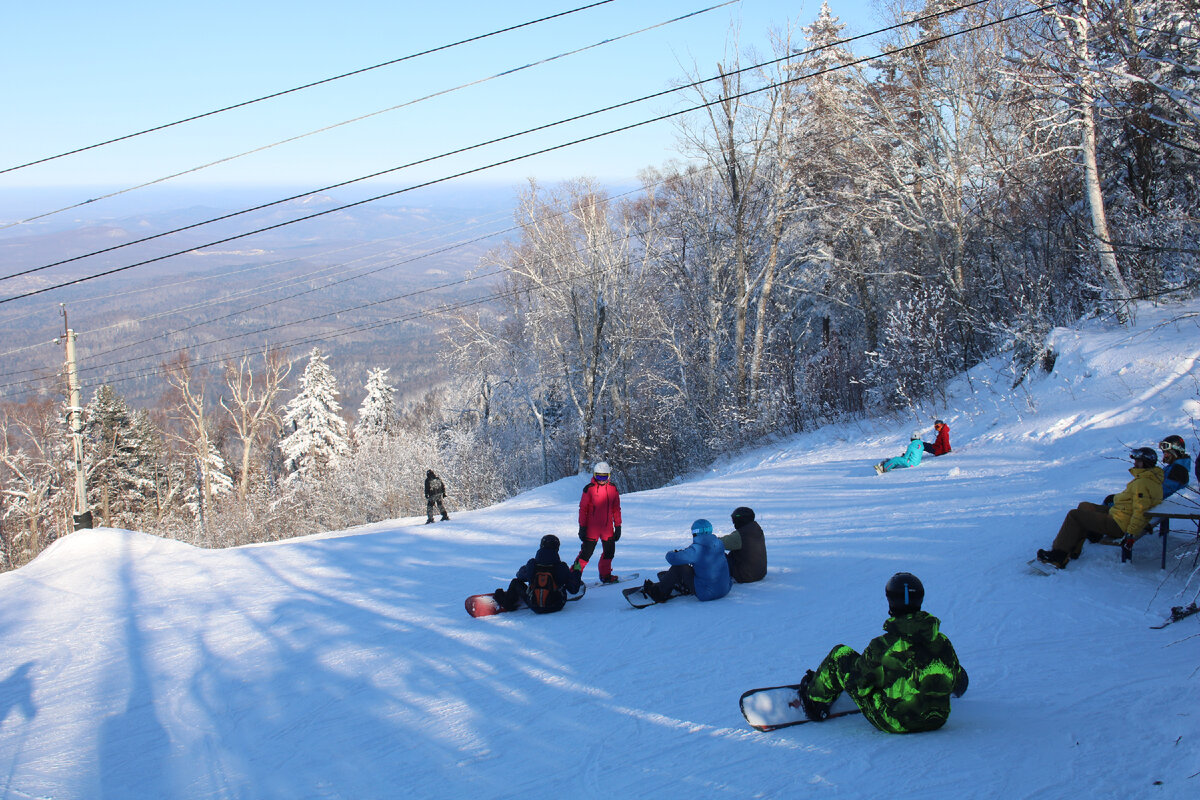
(2, 1), (878, 199)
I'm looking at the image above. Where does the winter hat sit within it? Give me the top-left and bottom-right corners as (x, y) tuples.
(691, 519), (713, 537)
(539, 534), (560, 552)
(934, 419), (945, 427)
(731, 507), (755, 526)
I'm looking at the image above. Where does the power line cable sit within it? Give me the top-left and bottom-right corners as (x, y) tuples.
(1, 0), (736, 231)
(0, 0), (621, 176)
(0, 1), (1060, 391)
(0, 0), (1003, 301)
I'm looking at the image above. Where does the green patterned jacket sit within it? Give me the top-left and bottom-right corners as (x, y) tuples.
(849, 611), (967, 733)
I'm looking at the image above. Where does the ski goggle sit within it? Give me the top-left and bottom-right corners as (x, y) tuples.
(1159, 440), (1185, 453)
(593, 473), (610, 482)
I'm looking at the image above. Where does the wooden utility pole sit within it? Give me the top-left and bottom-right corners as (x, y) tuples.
(57, 305), (91, 530)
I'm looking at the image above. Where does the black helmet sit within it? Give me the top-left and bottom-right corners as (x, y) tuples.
(539, 534), (560, 551)
(1159, 435), (1186, 454)
(731, 506), (755, 526)
(1129, 447), (1158, 467)
(885, 572), (924, 616)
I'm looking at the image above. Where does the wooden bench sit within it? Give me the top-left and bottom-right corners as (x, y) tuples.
(1143, 491), (1200, 570)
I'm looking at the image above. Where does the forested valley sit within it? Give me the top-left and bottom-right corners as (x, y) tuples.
(2, 0), (1197, 571)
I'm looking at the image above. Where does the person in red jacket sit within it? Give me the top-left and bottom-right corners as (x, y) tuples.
(573, 461), (623, 583)
(923, 420), (951, 456)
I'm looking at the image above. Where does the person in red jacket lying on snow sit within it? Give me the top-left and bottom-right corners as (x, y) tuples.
(923, 419), (951, 456)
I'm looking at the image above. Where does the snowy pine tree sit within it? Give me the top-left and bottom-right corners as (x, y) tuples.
(355, 368), (396, 440)
(83, 385), (160, 528)
(279, 348), (349, 485)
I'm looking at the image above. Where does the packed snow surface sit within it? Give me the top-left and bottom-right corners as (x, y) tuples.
(2, 300), (1200, 799)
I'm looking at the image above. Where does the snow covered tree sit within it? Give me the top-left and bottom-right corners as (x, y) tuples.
(355, 367), (396, 440)
(279, 348), (349, 485)
(222, 347), (291, 499)
(184, 439), (233, 520)
(83, 385), (161, 528)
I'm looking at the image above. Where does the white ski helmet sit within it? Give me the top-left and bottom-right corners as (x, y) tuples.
(910, 430), (922, 440)
(593, 461), (611, 476)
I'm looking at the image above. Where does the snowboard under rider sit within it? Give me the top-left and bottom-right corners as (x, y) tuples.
(573, 461), (622, 583)
(796, 572), (968, 733)
(923, 420), (952, 456)
(1159, 435), (1192, 498)
(493, 534), (583, 614)
(721, 506), (767, 583)
(640, 519), (732, 603)
(874, 431), (925, 474)
(1035, 446), (1164, 569)
(424, 469), (450, 523)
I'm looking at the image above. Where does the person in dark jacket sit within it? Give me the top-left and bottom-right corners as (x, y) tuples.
(640, 519), (732, 603)
(424, 469), (449, 523)
(1159, 434), (1192, 498)
(721, 506), (767, 583)
(923, 420), (951, 456)
(494, 534), (583, 613)
(797, 573), (968, 733)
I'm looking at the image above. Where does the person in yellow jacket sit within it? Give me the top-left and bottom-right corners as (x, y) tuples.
(1036, 447), (1164, 569)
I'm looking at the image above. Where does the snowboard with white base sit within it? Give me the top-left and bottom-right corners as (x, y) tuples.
(739, 684), (862, 731)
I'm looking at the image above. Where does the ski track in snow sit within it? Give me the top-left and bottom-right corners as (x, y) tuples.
(1, 300), (1200, 798)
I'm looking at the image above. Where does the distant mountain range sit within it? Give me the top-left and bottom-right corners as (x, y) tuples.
(0, 184), (521, 408)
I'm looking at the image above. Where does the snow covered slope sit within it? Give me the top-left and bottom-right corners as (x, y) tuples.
(2, 301), (1199, 799)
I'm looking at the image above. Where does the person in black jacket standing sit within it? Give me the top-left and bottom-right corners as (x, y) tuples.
(424, 469), (449, 523)
(721, 506), (767, 583)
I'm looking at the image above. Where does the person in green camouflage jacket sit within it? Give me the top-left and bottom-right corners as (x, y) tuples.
(798, 572), (968, 733)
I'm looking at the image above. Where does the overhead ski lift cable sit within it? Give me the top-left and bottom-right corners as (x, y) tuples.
(0, 0), (737, 231)
(0, 200), (519, 331)
(0, 0), (1056, 393)
(0, 170), (676, 373)
(0, 0), (1005, 298)
(0, 0), (621, 176)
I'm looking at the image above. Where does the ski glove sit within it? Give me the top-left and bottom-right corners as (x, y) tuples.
(578, 524), (588, 542)
(612, 524), (621, 542)
(953, 670), (968, 698)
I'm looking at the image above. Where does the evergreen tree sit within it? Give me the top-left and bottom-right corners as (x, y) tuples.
(279, 348), (349, 484)
(83, 385), (160, 527)
(355, 367), (396, 440)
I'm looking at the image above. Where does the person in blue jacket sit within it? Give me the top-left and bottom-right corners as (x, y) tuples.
(1159, 435), (1192, 498)
(875, 431), (925, 474)
(640, 519), (732, 603)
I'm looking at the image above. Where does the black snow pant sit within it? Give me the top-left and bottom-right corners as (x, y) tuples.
(426, 494), (448, 522)
(646, 564), (695, 602)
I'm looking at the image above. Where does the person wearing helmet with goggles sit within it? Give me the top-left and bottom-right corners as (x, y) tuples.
(1036, 446), (1164, 569)
(639, 518), (731, 603)
(1158, 435), (1192, 498)
(573, 461), (623, 583)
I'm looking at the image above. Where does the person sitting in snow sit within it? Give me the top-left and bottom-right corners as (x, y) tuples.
(795, 572), (968, 733)
(874, 431), (925, 474)
(493, 534), (583, 613)
(639, 519), (732, 603)
(1159, 435), (1192, 498)
(1036, 446), (1164, 569)
(721, 506), (767, 583)
(923, 419), (952, 456)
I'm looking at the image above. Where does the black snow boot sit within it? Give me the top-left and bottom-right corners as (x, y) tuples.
(1036, 548), (1069, 569)
(797, 670), (831, 722)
